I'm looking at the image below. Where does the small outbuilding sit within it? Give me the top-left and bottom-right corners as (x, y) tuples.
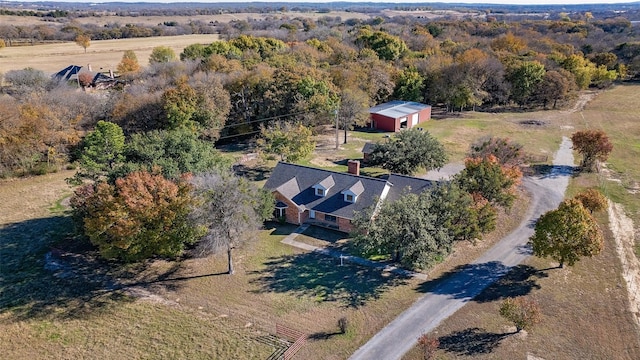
(369, 100), (431, 132)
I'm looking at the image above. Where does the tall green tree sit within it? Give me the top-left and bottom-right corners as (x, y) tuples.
(149, 46), (177, 64)
(393, 67), (424, 102)
(79, 121), (125, 180)
(507, 61), (545, 106)
(190, 171), (274, 274)
(571, 129), (613, 172)
(529, 199), (604, 268)
(352, 192), (452, 269)
(257, 122), (315, 162)
(355, 28), (408, 61)
(72, 170), (198, 262)
(368, 128), (447, 175)
(115, 128), (231, 181)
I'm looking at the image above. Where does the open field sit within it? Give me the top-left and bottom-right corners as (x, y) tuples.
(0, 34), (220, 74)
(0, 11), (373, 28)
(402, 84), (640, 359)
(1, 85), (639, 359)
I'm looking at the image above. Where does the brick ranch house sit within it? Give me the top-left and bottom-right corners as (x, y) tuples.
(369, 100), (431, 132)
(264, 160), (433, 232)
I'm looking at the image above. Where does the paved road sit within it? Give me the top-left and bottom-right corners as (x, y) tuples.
(349, 137), (574, 360)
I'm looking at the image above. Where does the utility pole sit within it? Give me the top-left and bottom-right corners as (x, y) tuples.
(334, 108), (339, 150)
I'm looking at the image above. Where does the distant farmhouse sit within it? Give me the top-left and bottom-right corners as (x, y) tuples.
(369, 100), (431, 132)
(264, 161), (433, 232)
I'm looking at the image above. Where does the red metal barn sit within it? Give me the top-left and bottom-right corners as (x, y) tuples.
(369, 101), (431, 132)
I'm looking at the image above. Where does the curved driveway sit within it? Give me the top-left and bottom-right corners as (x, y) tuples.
(349, 137), (574, 360)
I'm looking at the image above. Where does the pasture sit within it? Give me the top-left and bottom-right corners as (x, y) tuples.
(0, 30), (639, 357)
(0, 34), (220, 74)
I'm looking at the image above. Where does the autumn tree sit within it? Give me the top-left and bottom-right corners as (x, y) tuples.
(78, 120), (125, 180)
(571, 130), (613, 172)
(161, 77), (198, 130)
(117, 50), (141, 74)
(529, 199), (604, 268)
(367, 128), (447, 175)
(149, 46), (177, 64)
(417, 334), (439, 360)
(75, 34), (90, 53)
(78, 72), (93, 88)
(257, 122), (315, 162)
(468, 136), (524, 168)
(573, 188), (608, 214)
(428, 182), (497, 243)
(455, 155), (521, 209)
(534, 70), (573, 109)
(190, 171), (274, 274)
(72, 170), (198, 262)
(499, 297), (541, 333)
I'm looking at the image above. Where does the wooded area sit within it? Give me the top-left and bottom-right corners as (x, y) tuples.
(2, 7), (640, 178)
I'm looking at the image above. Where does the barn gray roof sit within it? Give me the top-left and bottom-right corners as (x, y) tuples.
(369, 101), (431, 119)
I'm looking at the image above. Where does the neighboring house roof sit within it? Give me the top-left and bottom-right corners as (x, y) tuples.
(362, 142), (376, 155)
(52, 65), (82, 81)
(264, 162), (390, 220)
(369, 100), (431, 119)
(385, 174), (434, 203)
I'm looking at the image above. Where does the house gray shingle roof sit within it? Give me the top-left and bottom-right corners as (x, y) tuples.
(264, 162), (390, 220)
(369, 100), (431, 119)
(385, 174), (434, 203)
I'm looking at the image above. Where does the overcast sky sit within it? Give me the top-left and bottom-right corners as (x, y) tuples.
(4, 0), (640, 4)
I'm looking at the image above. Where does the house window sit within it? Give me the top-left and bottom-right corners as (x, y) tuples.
(345, 194), (354, 203)
(325, 214), (337, 223)
(316, 188), (324, 196)
(275, 208), (286, 218)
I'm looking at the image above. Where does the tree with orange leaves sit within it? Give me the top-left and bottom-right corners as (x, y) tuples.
(73, 170), (199, 262)
(455, 155), (522, 209)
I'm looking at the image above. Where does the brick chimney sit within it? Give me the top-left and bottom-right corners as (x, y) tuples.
(347, 160), (360, 176)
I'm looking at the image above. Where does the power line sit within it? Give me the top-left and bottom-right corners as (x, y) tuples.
(217, 110), (310, 130)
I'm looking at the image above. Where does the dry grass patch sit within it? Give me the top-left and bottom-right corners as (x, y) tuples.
(403, 225), (640, 360)
(0, 34), (220, 74)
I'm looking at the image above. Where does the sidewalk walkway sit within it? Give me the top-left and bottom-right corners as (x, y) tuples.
(280, 224), (428, 280)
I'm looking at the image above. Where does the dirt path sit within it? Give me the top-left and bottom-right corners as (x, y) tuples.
(608, 202), (640, 328)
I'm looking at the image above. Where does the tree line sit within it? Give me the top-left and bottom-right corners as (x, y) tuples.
(2, 11), (632, 178)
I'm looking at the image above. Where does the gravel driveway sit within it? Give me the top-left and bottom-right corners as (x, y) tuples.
(349, 137), (574, 360)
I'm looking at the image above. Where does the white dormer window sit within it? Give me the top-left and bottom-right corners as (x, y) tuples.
(313, 175), (334, 198)
(342, 180), (364, 204)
